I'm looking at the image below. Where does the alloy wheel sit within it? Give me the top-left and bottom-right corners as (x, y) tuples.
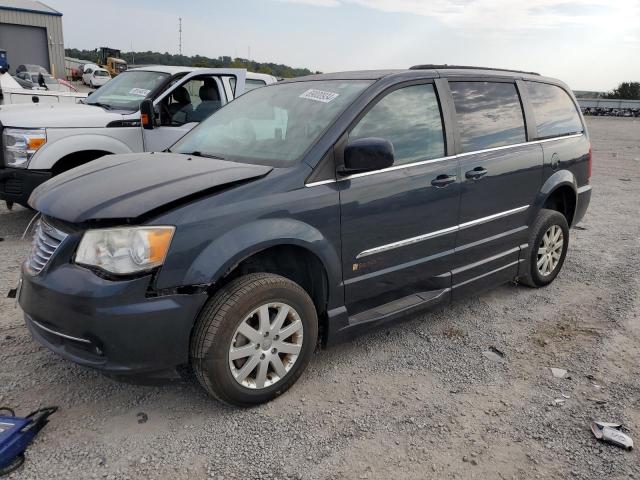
(537, 224), (564, 276)
(228, 302), (304, 389)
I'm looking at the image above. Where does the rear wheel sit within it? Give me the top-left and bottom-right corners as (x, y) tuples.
(519, 208), (569, 287)
(190, 273), (318, 406)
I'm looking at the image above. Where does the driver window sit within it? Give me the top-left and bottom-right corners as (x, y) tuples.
(163, 76), (224, 126)
(350, 84), (445, 165)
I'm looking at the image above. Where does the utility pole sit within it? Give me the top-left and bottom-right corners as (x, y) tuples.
(179, 17), (182, 56)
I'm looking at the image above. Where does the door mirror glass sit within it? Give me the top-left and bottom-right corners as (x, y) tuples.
(341, 137), (394, 174)
(140, 99), (155, 130)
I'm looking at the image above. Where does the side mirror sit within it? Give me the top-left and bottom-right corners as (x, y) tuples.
(38, 73), (47, 89)
(140, 99), (155, 130)
(340, 137), (395, 175)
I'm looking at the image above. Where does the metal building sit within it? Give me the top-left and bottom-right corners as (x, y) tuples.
(0, 0), (65, 78)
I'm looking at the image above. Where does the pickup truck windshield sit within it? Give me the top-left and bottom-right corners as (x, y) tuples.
(86, 70), (169, 111)
(172, 80), (373, 167)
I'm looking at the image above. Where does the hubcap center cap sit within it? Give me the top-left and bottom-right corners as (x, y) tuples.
(261, 337), (273, 350)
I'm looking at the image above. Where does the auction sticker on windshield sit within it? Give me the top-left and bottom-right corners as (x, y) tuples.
(299, 89), (340, 103)
(129, 88), (151, 97)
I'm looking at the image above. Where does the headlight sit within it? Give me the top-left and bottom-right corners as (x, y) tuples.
(75, 226), (175, 275)
(2, 128), (47, 168)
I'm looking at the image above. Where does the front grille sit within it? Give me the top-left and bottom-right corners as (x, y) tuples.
(2, 178), (22, 194)
(0, 121), (4, 167)
(26, 219), (68, 275)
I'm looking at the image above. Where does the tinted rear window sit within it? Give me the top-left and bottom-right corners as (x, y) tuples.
(450, 81), (526, 152)
(526, 82), (583, 139)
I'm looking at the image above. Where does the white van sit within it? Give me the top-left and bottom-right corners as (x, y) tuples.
(0, 66), (277, 207)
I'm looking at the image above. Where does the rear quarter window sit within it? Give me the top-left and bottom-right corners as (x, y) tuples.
(526, 82), (583, 139)
(450, 81), (526, 152)
(245, 79), (267, 92)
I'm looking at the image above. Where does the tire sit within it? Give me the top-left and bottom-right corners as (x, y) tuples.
(519, 208), (569, 288)
(190, 273), (318, 406)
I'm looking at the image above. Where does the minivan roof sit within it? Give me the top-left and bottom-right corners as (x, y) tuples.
(284, 66), (561, 86)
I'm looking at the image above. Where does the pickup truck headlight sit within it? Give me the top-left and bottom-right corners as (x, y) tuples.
(2, 128), (47, 168)
(75, 226), (175, 275)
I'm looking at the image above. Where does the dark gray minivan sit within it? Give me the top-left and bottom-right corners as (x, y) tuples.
(17, 65), (591, 406)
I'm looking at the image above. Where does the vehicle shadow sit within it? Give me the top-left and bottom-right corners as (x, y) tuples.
(0, 203), (38, 239)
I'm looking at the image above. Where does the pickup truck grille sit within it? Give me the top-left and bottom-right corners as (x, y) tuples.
(2, 178), (22, 195)
(26, 219), (68, 275)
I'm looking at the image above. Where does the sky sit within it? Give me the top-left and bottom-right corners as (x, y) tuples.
(49, 0), (640, 91)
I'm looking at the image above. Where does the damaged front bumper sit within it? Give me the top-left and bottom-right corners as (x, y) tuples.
(19, 261), (208, 379)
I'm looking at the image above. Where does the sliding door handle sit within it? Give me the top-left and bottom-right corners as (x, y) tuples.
(431, 174), (457, 188)
(465, 167), (488, 180)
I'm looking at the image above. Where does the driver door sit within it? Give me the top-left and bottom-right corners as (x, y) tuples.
(142, 69), (246, 152)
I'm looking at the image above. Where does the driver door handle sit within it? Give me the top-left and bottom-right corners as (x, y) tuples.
(465, 167), (488, 180)
(431, 174), (457, 188)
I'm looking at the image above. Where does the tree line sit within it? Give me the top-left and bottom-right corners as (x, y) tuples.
(65, 48), (319, 78)
(604, 82), (640, 100)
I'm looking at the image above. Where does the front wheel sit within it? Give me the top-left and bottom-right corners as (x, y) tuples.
(519, 208), (569, 288)
(190, 273), (318, 406)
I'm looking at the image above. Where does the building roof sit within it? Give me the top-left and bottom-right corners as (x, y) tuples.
(0, 0), (62, 16)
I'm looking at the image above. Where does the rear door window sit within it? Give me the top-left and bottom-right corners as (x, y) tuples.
(245, 79), (267, 92)
(450, 81), (526, 152)
(525, 82), (583, 139)
(350, 83), (445, 165)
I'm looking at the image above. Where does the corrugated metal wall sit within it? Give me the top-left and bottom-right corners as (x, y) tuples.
(0, 9), (65, 78)
(579, 98), (640, 109)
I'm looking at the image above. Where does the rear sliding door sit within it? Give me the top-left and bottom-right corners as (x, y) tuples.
(447, 80), (543, 298)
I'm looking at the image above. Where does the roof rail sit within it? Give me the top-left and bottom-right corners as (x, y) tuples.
(409, 64), (540, 76)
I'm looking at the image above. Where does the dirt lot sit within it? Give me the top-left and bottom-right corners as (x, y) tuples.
(0, 116), (638, 480)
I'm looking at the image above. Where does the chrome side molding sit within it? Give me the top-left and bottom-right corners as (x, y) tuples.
(356, 205), (529, 259)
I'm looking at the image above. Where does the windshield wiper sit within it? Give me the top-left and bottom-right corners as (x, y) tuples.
(87, 101), (112, 110)
(183, 151), (226, 160)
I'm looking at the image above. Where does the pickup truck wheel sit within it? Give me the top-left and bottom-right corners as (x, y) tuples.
(519, 208), (569, 288)
(190, 273), (318, 406)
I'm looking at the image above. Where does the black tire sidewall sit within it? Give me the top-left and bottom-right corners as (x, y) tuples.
(199, 279), (317, 406)
(529, 210), (569, 287)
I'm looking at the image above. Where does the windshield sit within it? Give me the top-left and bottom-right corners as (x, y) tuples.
(86, 70), (169, 111)
(172, 80), (372, 167)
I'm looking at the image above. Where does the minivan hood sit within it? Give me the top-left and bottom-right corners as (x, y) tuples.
(0, 103), (122, 128)
(30, 153), (272, 222)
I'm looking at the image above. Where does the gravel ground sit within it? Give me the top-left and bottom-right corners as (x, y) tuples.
(0, 116), (639, 480)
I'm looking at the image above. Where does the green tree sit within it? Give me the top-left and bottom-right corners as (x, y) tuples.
(65, 48), (316, 78)
(605, 82), (640, 100)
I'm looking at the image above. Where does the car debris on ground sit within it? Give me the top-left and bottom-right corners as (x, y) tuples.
(550, 367), (568, 378)
(591, 421), (634, 450)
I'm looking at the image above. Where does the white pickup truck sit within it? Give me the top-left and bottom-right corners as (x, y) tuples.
(0, 66), (276, 208)
(0, 71), (87, 105)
